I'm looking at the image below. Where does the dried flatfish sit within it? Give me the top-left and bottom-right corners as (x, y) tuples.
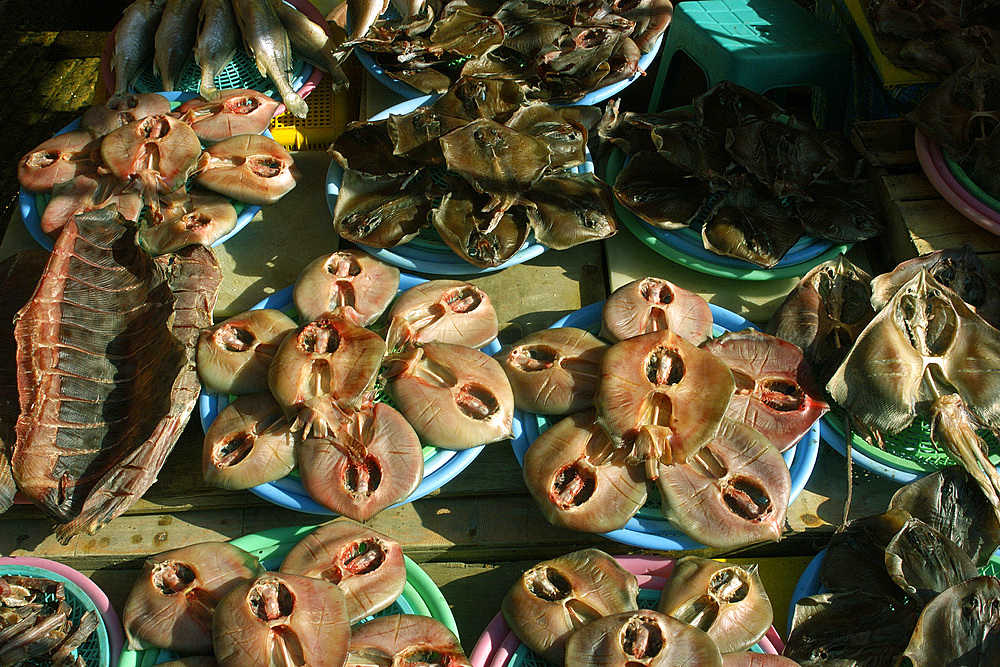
(329, 120), (422, 174)
(346, 614), (472, 666)
(701, 184), (803, 268)
(523, 172), (618, 250)
(884, 516), (978, 604)
(333, 169), (433, 248)
(565, 609), (723, 667)
(506, 104), (587, 171)
(656, 419), (790, 549)
(501, 548), (638, 665)
(387, 279), (498, 349)
(13, 208), (221, 540)
(657, 556), (773, 653)
(386, 107), (466, 164)
(612, 151), (710, 230)
(294, 250), (400, 327)
(871, 245), (1000, 329)
(693, 82), (784, 135)
(430, 76), (524, 121)
(828, 269), (1000, 510)
(767, 254), (874, 385)
(652, 121), (729, 187)
(81, 92), (172, 137)
(903, 576), (1000, 666)
(820, 510), (911, 599)
(138, 189), (237, 255)
(17, 130), (101, 193)
(889, 465), (1000, 567)
(522, 409), (646, 532)
(195, 134), (300, 206)
(432, 185), (531, 267)
(428, 9), (504, 56)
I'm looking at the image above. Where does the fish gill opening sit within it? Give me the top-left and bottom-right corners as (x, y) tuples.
(327, 255), (362, 277)
(445, 286), (482, 313)
(510, 345), (556, 372)
(226, 96), (263, 115)
(757, 379), (805, 412)
(456, 384), (499, 420)
(344, 456), (382, 497)
(248, 156), (283, 179)
(139, 116), (171, 140)
(214, 324), (256, 352)
(709, 567), (751, 603)
(722, 477), (772, 520)
(151, 561), (196, 596)
(340, 539), (387, 576)
(180, 212), (213, 231)
(249, 580), (294, 622)
(621, 616), (664, 660)
(647, 347), (685, 386)
(270, 626), (306, 667)
(551, 463), (596, 508)
(214, 432), (255, 468)
(332, 281), (358, 310)
(525, 566), (572, 602)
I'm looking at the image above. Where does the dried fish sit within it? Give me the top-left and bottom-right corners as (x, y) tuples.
(601, 277), (713, 345)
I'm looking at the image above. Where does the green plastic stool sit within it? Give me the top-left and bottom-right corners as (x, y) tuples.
(649, 0), (852, 130)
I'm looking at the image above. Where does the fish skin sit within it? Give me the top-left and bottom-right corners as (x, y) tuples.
(232, 0), (309, 118)
(272, 0), (350, 91)
(347, 0), (390, 40)
(195, 0), (241, 99)
(154, 0), (203, 92)
(112, 0), (168, 97)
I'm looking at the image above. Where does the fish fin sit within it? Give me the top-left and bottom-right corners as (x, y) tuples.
(283, 90), (309, 119)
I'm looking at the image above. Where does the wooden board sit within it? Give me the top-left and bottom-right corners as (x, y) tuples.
(851, 118), (1000, 274)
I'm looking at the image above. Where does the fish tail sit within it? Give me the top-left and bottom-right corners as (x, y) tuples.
(281, 86), (309, 119)
(932, 394), (1000, 514)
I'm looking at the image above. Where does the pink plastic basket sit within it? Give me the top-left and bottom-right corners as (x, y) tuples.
(469, 555), (783, 666)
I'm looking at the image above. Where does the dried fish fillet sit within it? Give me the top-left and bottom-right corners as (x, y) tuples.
(13, 207), (221, 540)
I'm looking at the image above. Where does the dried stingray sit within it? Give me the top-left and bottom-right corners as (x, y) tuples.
(701, 183), (804, 268)
(903, 576), (1000, 666)
(767, 255), (875, 385)
(333, 170), (433, 248)
(828, 269), (1000, 512)
(523, 173), (617, 250)
(0, 250), (49, 513)
(870, 245), (1000, 329)
(13, 207), (221, 540)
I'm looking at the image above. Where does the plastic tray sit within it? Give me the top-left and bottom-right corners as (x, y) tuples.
(509, 300), (820, 551)
(327, 95), (596, 275)
(197, 274), (508, 515)
(269, 72), (352, 151)
(469, 554), (783, 667)
(942, 148), (1000, 215)
(788, 548), (1000, 636)
(820, 408), (1000, 485)
(99, 0), (323, 117)
(17, 91), (265, 252)
(914, 128), (1000, 237)
(118, 524), (457, 665)
(605, 148), (850, 281)
(0, 558), (118, 667)
(351, 6), (662, 106)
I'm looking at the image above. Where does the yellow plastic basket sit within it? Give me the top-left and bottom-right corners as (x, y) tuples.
(269, 72), (355, 151)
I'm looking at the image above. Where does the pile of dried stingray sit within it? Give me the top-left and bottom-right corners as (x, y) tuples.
(344, 0), (672, 101)
(602, 82), (884, 268)
(0, 207), (222, 541)
(0, 575), (100, 666)
(867, 0), (999, 75)
(785, 466), (1000, 666)
(769, 245), (1000, 513)
(329, 77), (618, 268)
(500, 276), (831, 550)
(909, 59), (1000, 203)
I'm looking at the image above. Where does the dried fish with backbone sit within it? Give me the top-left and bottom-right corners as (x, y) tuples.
(12, 207), (222, 540)
(828, 269), (1000, 514)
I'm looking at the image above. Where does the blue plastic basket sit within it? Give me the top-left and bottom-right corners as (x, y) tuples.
(18, 91), (263, 253)
(327, 95), (598, 275)
(510, 300), (820, 551)
(198, 274), (508, 515)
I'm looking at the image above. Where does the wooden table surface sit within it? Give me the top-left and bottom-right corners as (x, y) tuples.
(0, 5), (916, 659)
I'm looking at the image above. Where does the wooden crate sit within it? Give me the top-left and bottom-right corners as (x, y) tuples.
(851, 118), (1000, 274)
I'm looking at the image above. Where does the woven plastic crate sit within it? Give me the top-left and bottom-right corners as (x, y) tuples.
(0, 561), (113, 667)
(269, 73), (353, 151)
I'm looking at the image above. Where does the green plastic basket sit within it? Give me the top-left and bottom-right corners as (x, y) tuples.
(942, 149), (1000, 215)
(0, 564), (112, 667)
(117, 524), (457, 666)
(131, 49), (309, 99)
(823, 407), (1000, 475)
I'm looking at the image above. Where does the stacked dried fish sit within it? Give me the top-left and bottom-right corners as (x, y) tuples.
(122, 520), (473, 666)
(823, 247), (1000, 514)
(344, 0), (672, 101)
(197, 248), (514, 520)
(867, 0), (999, 75)
(17, 91), (299, 255)
(785, 466), (1000, 666)
(909, 59), (1000, 203)
(502, 549), (790, 666)
(10, 208), (222, 540)
(0, 575), (100, 666)
(112, 0), (346, 117)
(330, 77), (617, 268)
(501, 277), (829, 550)
(602, 82), (884, 268)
